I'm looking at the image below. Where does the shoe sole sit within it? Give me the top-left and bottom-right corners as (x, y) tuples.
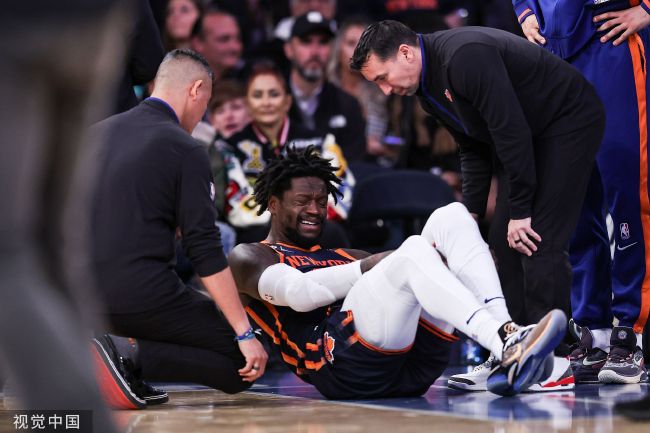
(598, 370), (645, 384)
(524, 381), (575, 392)
(447, 380), (487, 392)
(524, 368), (575, 393)
(91, 339), (146, 410)
(524, 356), (576, 392)
(488, 310), (567, 396)
(144, 393), (170, 405)
(573, 368), (604, 384)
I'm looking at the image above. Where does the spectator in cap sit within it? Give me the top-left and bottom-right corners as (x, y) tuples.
(274, 0), (338, 42)
(285, 11), (368, 163)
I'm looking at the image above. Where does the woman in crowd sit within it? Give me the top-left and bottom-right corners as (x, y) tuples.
(327, 17), (394, 163)
(164, 0), (202, 51)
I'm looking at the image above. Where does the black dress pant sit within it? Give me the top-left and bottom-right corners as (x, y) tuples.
(105, 289), (250, 394)
(489, 171), (526, 325)
(490, 119), (604, 326)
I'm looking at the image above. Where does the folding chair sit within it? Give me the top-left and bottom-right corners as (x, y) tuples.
(347, 169), (456, 251)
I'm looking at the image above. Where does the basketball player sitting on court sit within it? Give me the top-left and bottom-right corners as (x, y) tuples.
(229, 147), (567, 398)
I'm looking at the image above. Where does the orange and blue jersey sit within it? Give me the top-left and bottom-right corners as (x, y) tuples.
(245, 242), (357, 381)
(245, 242), (458, 399)
(512, 1), (650, 59)
(516, 1), (650, 333)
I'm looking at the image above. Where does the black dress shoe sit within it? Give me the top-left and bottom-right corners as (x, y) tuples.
(131, 379), (169, 405)
(92, 336), (146, 409)
(104, 334), (169, 405)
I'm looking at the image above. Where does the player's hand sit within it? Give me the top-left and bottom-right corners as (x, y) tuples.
(521, 15), (546, 45)
(507, 217), (541, 256)
(237, 338), (268, 382)
(595, 6), (650, 46)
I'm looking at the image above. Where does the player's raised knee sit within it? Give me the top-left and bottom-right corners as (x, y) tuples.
(396, 236), (440, 262)
(401, 235), (432, 250)
(431, 202), (472, 224)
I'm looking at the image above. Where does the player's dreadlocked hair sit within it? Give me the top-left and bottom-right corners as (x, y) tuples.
(253, 146), (343, 215)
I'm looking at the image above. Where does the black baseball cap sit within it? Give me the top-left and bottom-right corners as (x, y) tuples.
(291, 11), (337, 39)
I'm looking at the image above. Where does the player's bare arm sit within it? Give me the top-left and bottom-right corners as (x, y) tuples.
(229, 243), (280, 302)
(357, 250), (393, 273)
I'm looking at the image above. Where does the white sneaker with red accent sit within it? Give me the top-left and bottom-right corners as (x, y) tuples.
(448, 354), (498, 391)
(525, 356), (575, 392)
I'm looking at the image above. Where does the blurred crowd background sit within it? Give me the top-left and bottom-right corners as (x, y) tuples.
(122, 0), (526, 261)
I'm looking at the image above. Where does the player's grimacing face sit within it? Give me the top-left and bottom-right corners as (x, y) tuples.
(278, 177), (328, 245)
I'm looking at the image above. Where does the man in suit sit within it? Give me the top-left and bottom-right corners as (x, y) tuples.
(91, 49), (267, 407)
(351, 20), (605, 389)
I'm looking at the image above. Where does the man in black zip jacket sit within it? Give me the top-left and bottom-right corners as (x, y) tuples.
(351, 21), (605, 332)
(91, 49), (267, 404)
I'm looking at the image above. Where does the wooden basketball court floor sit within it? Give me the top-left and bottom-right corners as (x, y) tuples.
(4, 367), (644, 433)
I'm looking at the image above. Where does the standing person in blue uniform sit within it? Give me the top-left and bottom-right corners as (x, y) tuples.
(228, 147), (568, 398)
(91, 49), (268, 406)
(350, 20), (605, 389)
(513, 0), (650, 385)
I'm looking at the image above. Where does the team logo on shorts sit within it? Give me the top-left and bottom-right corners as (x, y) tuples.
(324, 331), (335, 364)
(618, 329), (628, 340)
(620, 223), (630, 240)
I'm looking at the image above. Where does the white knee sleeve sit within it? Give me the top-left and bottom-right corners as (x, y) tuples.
(342, 234), (504, 354)
(421, 203), (511, 323)
(342, 236), (433, 350)
(422, 202), (483, 274)
(422, 203), (476, 257)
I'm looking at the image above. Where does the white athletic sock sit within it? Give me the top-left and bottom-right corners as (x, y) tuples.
(592, 328), (611, 352)
(421, 203), (511, 323)
(465, 308), (505, 359)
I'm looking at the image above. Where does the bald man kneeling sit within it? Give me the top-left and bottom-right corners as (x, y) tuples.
(90, 49), (267, 409)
